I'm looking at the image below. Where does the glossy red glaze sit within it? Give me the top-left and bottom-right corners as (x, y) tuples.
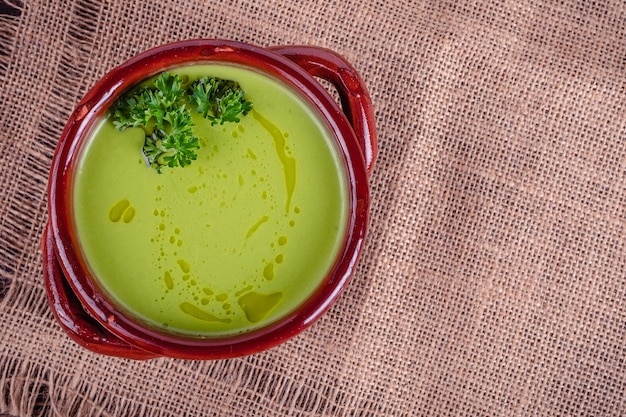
(45, 39), (377, 360)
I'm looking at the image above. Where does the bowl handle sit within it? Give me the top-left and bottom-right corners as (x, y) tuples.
(270, 46), (378, 176)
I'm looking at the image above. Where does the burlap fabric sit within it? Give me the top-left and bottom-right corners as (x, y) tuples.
(1, 0), (625, 415)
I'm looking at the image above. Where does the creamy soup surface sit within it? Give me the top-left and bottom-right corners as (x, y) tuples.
(73, 64), (348, 337)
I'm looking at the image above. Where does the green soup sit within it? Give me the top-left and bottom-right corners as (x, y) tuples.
(74, 64), (348, 337)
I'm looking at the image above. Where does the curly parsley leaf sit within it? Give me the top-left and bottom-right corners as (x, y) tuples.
(189, 77), (253, 125)
(141, 107), (199, 173)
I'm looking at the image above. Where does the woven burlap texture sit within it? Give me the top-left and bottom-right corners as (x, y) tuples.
(1, 0), (625, 416)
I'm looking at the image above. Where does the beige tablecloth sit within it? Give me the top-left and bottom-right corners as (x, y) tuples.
(1, 0), (625, 415)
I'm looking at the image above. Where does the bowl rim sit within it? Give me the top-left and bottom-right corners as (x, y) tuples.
(47, 39), (371, 359)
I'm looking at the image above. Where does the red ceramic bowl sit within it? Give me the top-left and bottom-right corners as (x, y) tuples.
(45, 39), (377, 360)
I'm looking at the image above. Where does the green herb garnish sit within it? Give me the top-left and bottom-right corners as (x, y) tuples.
(189, 77), (253, 125)
(111, 72), (252, 173)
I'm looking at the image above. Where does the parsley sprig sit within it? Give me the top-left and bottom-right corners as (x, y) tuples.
(189, 77), (253, 125)
(111, 72), (252, 173)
